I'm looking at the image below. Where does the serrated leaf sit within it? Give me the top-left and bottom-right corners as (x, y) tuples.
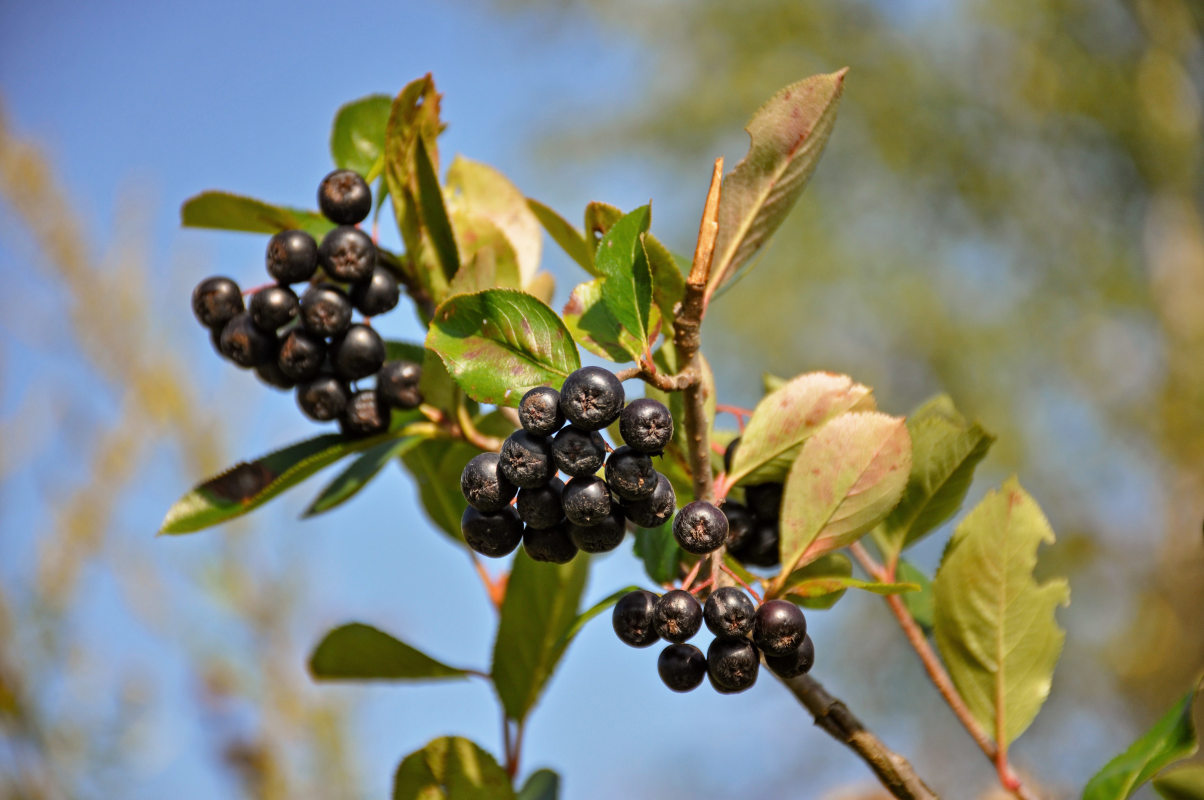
(180, 191), (332, 238)
(633, 522), (683, 584)
(444, 157), (542, 285)
(330, 94), (393, 175)
(517, 769), (559, 800)
(708, 69), (847, 297)
(933, 478), (1070, 748)
(642, 233), (686, 326)
(584, 201), (623, 267)
(415, 136), (459, 282)
(491, 550), (590, 722)
(529, 198), (591, 273)
(309, 623), (470, 681)
(1155, 766), (1204, 800)
(1084, 680), (1201, 800)
(302, 436), (422, 518)
(593, 206), (654, 349)
(426, 289), (580, 407)
(777, 552), (851, 609)
(729, 372), (875, 486)
(778, 411), (911, 573)
(896, 559), (935, 633)
(393, 737), (515, 800)
(447, 217), (524, 296)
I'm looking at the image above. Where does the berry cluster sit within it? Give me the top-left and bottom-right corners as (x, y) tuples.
(613, 587), (814, 693)
(721, 438), (783, 568)
(190, 170), (423, 436)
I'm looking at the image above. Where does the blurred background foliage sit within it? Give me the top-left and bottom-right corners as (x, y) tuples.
(2, 0), (1203, 797)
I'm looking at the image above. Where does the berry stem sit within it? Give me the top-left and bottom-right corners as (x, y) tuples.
(718, 563), (761, 603)
(454, 392), (504, 452)
(679, 558), (704, 591)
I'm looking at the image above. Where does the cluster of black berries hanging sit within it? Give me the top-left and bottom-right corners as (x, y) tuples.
(190, 170), (423, 436)
(459, 366), (681, 561)
(721, 438), (783, 569)
(612, 586), (814, 693)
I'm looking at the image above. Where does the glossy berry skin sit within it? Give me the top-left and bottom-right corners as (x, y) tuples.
(722, 502), (755, 551)
(378, 360), (423, 409)
(744, 482), (783, 522)
(753, 600), (807, 657)
(296, 375), (350, 421)
(265, 229), (318, 283)
(516, 477), (565, 529)
(619, 398), (674, 454)
(277, 329), (327, 382)
(318, 169), (372, 225)
(300, 284), (353, 337)
(460, 452), (518, 513)
(622, 472), (677, 529)
(765, 634), (815, 679)
(551, 426), (606, 477)
(349, 266), (400, 316)
(658, 644), (707, 693)
(673, 501), (729, 555)
(498, 431), (554, 489)
(704, 587), (756, 640)
(518, 386), (564, 437)
(254, 357), (294, 390)
(558, 366), (624, 431)
(340, 389), (389, 437)
(731, 522), (780, 568)
(604, 446), (657, 501)
(192, 276), (243, 329)
(522, 520), (578, 564)
(318, 225), (375, 283)
(706, 638), (760, 692)
(612, 590), (660, 648)
(562, 475), (612, 526)
(461, 506), (523, 558)
(568, 504), (626, 553)
(249, 285), (299, 331)
(330, 323), (386, 381)
(653, 589), (702, 644)
(219, 312), (275, 368)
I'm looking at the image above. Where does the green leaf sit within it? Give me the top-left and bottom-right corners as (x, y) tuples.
(330, 94), (393, 175)
(633, 521), (683, 584)
(415, 136), (459, 282)
(179, 191), (332, 238)
(728, 371), (875, 486)
(777, 552), (852, 609)
(642, 233), (686, 326)
(393, 737), (515, 800)
(593, 206), (654, 349)
(584, 201), (623, 267)
(1083, 680), (1201, 800)
(933, 478), (1070, 748)
(528, 198), (591, 273)
(786, 576), (917, 599)
(447, 218), (524, 296)
(708, 69), (847, 297)
(1155, 766), (1204, 800)
(426, 289), (580, 407)
(445, 157), (542, 286)
(302, 436), (423, 518)
(517, 769), (559, 800)
(562, 279), (644, 363)
(309, 623), (470, 681)
(878, 394), (995, 561)
(491, 550), (590, 722)
(896, 559), (935, 633)
(557, 585), (641, 650)
(778, 411), (912, 573)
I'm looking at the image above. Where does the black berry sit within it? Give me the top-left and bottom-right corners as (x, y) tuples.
(673, 501), (728, 555)
(378, 360), (423, 409)
(722, 502), (755, 551)
(723, 437), (739, 473)
(731, 522), (780, 568)
(753, 600), (807, 657)
(266, 229), (318, 284)
(744, 483), (783, 521)
(703, 587), (756, 639)
(300, 284), (353, 337)
(551, 426), (606, 477)
(522, 520), (578, 564)
(658, 644), (706, 692)
(249, 285), (299, 332)
(622, 472), (677, 529)
(254, 356), (294, 390)
(516, 477), (565, 529)
(498, 431), (554, 489)
(277, 328), (327, 381)
(619, 398), (673, 453)
(349, 266), (399, 317)
(340, 389), (389, 437)
(562, 475), (612, 526)
(518, 386), (565, 437)
(318, 225), (375, 283)
(765, 634), (814, 679)
(460, 452), (518, 513)
(461, 506), (523, 558)
(653, 589), (702, 644)
(296, 375), (350, 421)
(318, 169), (372, 225)
(219, 312), (275, 368)
(706, 637), (760, 692)
(568, 504), (626, 553)
(612, 590), (660, 648)
(559, 366), (624, 431)
(604, 446), (657, 501)
(330, 323), (386, 381)
(192, 276), (244, 329)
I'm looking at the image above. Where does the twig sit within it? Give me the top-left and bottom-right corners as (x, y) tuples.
(455, 395), (504, 452)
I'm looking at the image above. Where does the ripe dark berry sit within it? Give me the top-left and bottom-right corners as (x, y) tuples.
(219, 312), (275, 367)
(340, 389), (389, 437)
(673, 501), (728, 555)
(498, 431), (554, 489)
(516, 477), (565, 529)
(568, 504), (626, 553)
(704, 587), (756, 639)
(460, 452), (518, 513)
(522, 520), (578, 564)
(744, 482), (783, 522)
(518, 386), (565, 437)
(278, 329), (327, 381)
(318, 169), (372, 225)
(254, 357), (295, 390)
(723, 437), (739, 473)
(612, 590), (660, 648)
(249, 285), (299, 331)
(706, 637), (760, 692)
(653, 589), (702, 644)
(658, 644), (707, 693)
(765, 634), (815, 679)
(562, 475), (612, 526)
(378, 360), (423, 409)
(461, 506), (523, 558)
(722, 502), (755, 551)
(622, 472), (677, 529)
(300, 284), (352, 337)
(753, 600), (807, 657)
(265, 229), (318, 283)
(605, 446), (657, 501)
(619, 398), (674, 453)
(730, 522), (780, 569)
(296, 375), (350, 421)
(551, 426), (606, 477)
(348, 266), (400, 317)
(330, 323), (386, 381)
(559, 366), (624, 431)
(318, 225), (375, 283)
(192, 276), (244, 329)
